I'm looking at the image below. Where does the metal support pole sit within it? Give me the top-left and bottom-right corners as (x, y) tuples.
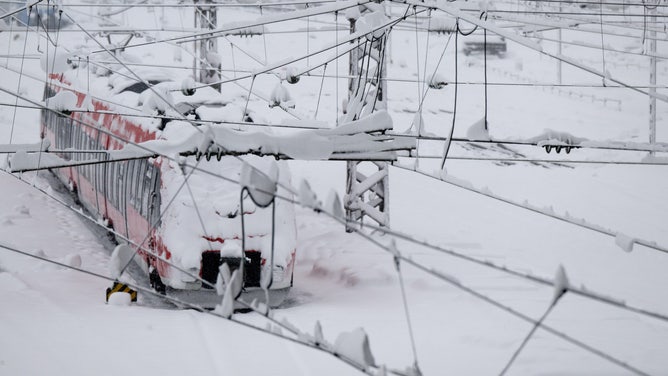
(649, 7), (657, 154)
(194, 0), (221, 91)
(557, 3), (562, 85)
(344, 8), (390, 233)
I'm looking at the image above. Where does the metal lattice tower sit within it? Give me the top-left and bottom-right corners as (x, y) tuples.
(194, 0), (221, 91)
(344, 9), (390, 233)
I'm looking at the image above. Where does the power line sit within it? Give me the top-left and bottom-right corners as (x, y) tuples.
(321, 210), (652, 376)
(391, 163), (668, 260)
(466, 8), (668, 17)
(56, 0), (340, 8)
(2, 2), (664, 374)
(389, 134), (668, 154)
(404, 0), (668, 104)
(87, 0), (374, 54)
(398, 155), (668, 166)
(514, 0), (668, 8)
(0, 239), (395, 376)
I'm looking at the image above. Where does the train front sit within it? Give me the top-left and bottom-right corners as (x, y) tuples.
(152, 127), (297, 308)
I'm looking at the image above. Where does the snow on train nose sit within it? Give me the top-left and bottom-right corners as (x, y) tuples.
(197, 237), (288, 290)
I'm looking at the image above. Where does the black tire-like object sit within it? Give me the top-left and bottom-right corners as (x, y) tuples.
(150, 268), (166, 295)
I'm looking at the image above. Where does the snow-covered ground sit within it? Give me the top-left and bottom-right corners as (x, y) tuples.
(1, 1), (668, 375)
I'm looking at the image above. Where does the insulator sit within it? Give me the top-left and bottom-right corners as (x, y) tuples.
(565, 146), (572, 154)
(555, 145), (562, 154)
(286, 74), (300, 84)
(544, 145), (552, 153)
(181, 78), (196, 96)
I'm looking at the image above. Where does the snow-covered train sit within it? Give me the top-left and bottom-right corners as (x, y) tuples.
(40, 63), (297, 307)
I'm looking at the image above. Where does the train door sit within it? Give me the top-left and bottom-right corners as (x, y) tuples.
(116, 161), (128, 238)
(147, 164), (160, 231)
(99, 153), (109, 221)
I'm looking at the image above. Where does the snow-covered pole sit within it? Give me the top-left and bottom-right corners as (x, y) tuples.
(345, 12), (360, 233)
(195, 0), (221, 91)
(344, 2), (390, 233)
(648, 5), (657, 155)
(557, 1), (562, 85)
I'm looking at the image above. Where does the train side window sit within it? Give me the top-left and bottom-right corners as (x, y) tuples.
(85, 134), (91, 179)
(149, 167), (161, 227)
(95, 154), (101, 193)
(135, 159), (146, 213)
(106, 161), (112, 206)
(64, 118), (71, 154)
(74, 126), (81, 163)
(107, 161), (115, 208)
(142, 164), (153, 218)
(117, 162), (125, 210)
(114, 162), (120, 209)
(78, 131), (84, 174)
(95, 135), (103, 192)
(126, 160), (136, 207)
(56, 117), (63, 149)
(101, 154), (108, 195)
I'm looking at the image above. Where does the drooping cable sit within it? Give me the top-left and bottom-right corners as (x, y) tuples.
(439, 19), (459, 170)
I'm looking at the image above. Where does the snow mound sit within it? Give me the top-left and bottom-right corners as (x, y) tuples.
(181, 77), (196, 96)
(314, 321), (325, 346)
(553, 265), (569, 303)
(64, 254), (82, 268)
(47, 90), (78, 114)
(142, 87), (174, 115)
(527, 129), (587, 146)
(325, 190), (344, 219)
(270, 82), (295, 109)
(109, 244), (135, 280)
(615, 233), (635, 253)
(40, 47), (71, 74)
(108, 292), (132, 306)
(196, 105), (243, 123)
(356, 8), (388, 40)
(424, 16), (456, 33)
(429, 72), (448, 89)
(345, 5), (361, 21)
(240, 161), (278, 207)
(466, 118), (490, 141)
(299, 180), (320, 210)
(334, 328), (376, 368)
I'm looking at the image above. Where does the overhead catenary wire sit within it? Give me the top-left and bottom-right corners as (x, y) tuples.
(7, 5), (32, 145)
(397, 155), (668, 166)
(0, 240), (407, 376)
(2, 2), (664, 374)
(87, 0), (375, 54)
(191, 6), (428, 90)
(320, 210), (652, 376)
(6, 45), (664, 348)
(399, 0), (668, 104)
(514, 0), (668, 8)
(391, 162), (668, 261)
(497, 295), (564, 376)
(61, 8), (305, 200)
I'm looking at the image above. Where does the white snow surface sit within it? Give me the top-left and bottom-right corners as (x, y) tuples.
(1, 2), (668, 376)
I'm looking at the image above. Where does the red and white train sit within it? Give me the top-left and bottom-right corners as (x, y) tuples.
(41, 65), (297, 307)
